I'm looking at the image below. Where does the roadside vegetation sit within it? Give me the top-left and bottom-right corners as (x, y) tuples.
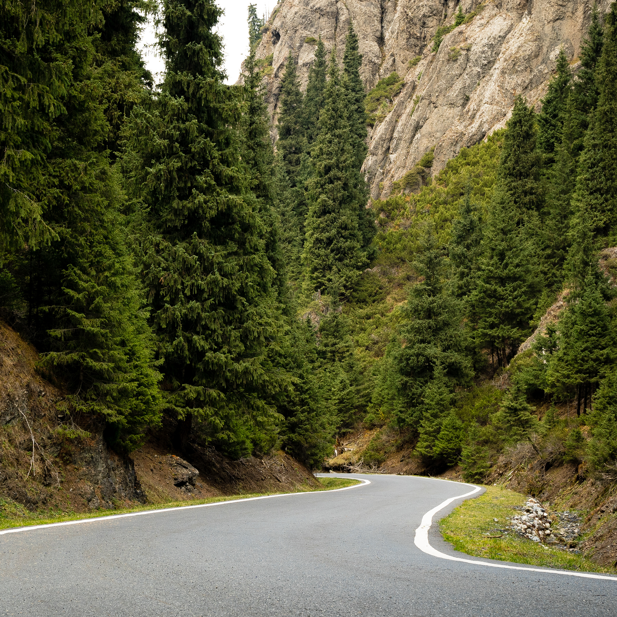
(440, 486), (614, 574)
(0, 478), (360, 531)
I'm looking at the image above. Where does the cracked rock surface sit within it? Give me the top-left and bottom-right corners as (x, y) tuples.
(250, 0), (613, 199)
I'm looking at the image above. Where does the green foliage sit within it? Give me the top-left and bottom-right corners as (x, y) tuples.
(569, 4), (617, 240)
(408, 56), (422, 68)
(302, 52), (367, 294)
(461, 424), (491, 482)
(448, 47), (461, 62)
(493, 381), (536, 443)
(432, 25), (456, 52)
(365, 73), (404, 126)
(248, 4), (265, 48)
(537, 49), (572, 163)
(122, 0), (281, 456)
(305, 36), (318, 45)
(375, 225), (472, 430)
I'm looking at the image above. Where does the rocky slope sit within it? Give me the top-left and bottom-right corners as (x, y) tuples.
(254, 0), (612, 198)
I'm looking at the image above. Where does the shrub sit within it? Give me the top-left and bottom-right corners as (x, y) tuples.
(408, 56), (422, 68)
(305, 36), (317, 45)
(365, 72), (404, 125)
(448, 47), (461, 62)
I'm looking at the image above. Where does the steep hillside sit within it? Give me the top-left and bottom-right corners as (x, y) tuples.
(254, 0), (612, 198)
(0, 321), (317, 523)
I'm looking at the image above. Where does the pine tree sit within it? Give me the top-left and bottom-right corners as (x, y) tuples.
(341, 22), (375, 256)
(449, 183), (483, 304)
(303, 37), (327, 147)
(277, 54), (306, 194)
(461, 424), (491, 482)
(123, 0), (281, 455)
(471, 186), (540, 366)
(248, 4), (265, 49)
(547, 269), (613, 415)
(543, 90), (578, 283)
(1, 0), (162, 450)
(537, 49), (572, 164)
(387, 225), (472, 429)
(302, 51), (366, 294)
(342, 22), (367, 170)
(494, 380), (536, 443)
(569, 3), (617, 240)
(499, 96), (543, 217)
(588, 370), (617, 471)
(434, 410), (464, 466)
(569, 6), (605, 159)
(416, 364), (454, 462)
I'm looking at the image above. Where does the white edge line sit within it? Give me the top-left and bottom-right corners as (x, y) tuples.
(414, 482), (617, 582)
(0, 478), (370, 537)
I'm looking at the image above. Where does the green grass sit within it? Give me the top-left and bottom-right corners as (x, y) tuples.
(0, 477), (360, 531)
(440, 485), (615, 574)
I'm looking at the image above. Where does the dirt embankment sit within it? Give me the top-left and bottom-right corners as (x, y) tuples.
(0, 321), (317, 521)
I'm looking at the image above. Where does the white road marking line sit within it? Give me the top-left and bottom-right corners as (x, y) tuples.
(414, 483), (617, 581)
(0, 478), (370, 537)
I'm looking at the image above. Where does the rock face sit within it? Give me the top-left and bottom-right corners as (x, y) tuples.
(253, 0), (613, 199)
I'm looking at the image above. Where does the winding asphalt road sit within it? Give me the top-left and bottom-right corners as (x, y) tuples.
(2, 473), (617, 616)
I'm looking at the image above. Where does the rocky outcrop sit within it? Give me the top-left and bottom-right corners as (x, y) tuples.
(253, 0), (613, 199)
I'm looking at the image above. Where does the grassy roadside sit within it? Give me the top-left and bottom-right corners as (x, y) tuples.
(440, 485), (615, 575)
(0, 477), (360, 531)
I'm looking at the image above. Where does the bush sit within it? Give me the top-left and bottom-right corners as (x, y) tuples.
(408, 56), (422, 68)
(365, 73), (404, 125)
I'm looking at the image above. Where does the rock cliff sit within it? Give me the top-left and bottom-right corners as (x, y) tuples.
(253, 0), (613, 199)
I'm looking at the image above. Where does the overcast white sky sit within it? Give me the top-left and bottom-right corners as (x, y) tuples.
(138, 0), (278, 85)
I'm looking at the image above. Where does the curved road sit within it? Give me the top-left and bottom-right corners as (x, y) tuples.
(1, 474), (616, 616)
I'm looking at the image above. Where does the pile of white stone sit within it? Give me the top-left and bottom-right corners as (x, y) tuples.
(510, 497), (553, 543)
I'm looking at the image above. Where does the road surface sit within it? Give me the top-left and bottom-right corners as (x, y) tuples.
(1, 474), (616, 616)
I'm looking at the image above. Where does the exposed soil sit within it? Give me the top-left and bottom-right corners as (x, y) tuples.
(0, 321), (317, 525)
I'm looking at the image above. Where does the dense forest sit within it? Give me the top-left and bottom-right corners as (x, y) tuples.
(3, 0), (617, 483)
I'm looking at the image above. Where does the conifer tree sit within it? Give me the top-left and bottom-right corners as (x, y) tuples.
(277, 54), (306, 195)
(547, 269), (613, 415)
(1, 0), (162, 450)
(461, 424), (491, 482)
(341, 22), (375, 255)
(434, 410), (464, 466)
(386, 225), (472, 429)
(449, 184), (483, 304)
(569, 6), (605, 159)
(416, 364), (454, 462)
(471, 186), (540, 366)
(302, 51), (366, 294)
(568, 3), (617, 239)
(543, 91), (579, 282)
(588, 370), (617, 471)
(303, 38), (327, 147)
(537, 49), (572, 164)
(342, 22), (367, 170)
(494, 381), (536, 443)
(499, 96), (543, 217)
(123, 0), (281, 454)
(248, 4), (264, 48)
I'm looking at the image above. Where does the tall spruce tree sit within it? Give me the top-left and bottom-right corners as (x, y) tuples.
(303, 37), (327, 147)
(449, 184), (483, 304)
(471, 186), (540, 366)
(384, 226), (472, 430)
(547, 269), (613, 415)
(499, 96), (544, 218)
(537, 49), (572, 164)
(341, 22), (375, 255)
(302, 51), (366, 294)
(248, 4), (264, 48)
(277, 54), (305, 195)
(123, 0), (281, 455)
(568, 3), (617, 240)
(1, 0), (162, 449)
(569, 6), (605, 159)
